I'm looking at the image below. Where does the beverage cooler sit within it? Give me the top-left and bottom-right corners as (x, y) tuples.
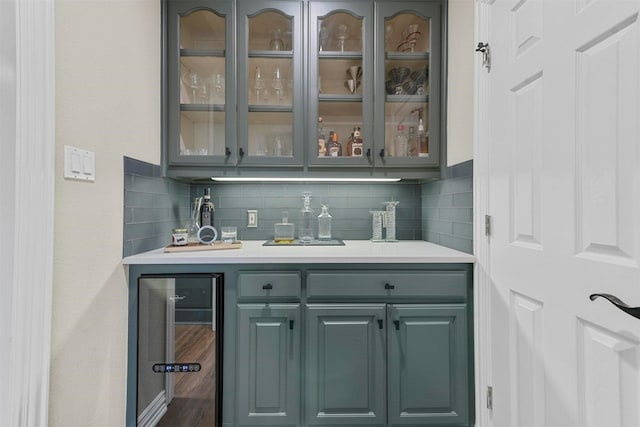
(136, 274), (223, 427)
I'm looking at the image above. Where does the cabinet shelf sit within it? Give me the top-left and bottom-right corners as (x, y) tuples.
(248, 105), (293, 113)
(318, 51), (363, 60)
(248, 50), (293, 58)
(385, 94), (428, 103)
(181, 103), (225, 111)
(318, 94), (363, 102)
(180, 48), (225, 57)
(386, 52), (430, 61)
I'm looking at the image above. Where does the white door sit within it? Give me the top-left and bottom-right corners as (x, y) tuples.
(480, 0), (640, 426)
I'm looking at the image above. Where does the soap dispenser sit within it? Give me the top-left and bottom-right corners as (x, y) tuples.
(317, 205), (332, 240)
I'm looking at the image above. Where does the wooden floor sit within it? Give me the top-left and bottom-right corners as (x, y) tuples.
(159, 325), (217, 427)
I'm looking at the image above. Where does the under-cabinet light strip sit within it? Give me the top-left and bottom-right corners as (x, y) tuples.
(210, 177), (401, 182)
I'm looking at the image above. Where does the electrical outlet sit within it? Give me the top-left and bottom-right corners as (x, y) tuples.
(247, 210), (258, 228)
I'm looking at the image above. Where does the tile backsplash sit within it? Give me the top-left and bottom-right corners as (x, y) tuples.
(191, 182), (423, 242)
(421, 160), (473, 254)
(123, 157), (191, 257)
(123, 156), (473, 256)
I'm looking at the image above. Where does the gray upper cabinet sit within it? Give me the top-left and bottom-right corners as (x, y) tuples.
(166, 0), (236, 167)
(237, 1), (304, 166)
(164, 0), (443, 178)
(374, 0), (441, 169)
(307, 1), (374, 167)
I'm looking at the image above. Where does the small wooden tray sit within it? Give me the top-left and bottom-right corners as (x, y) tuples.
(164, 241), (242, 253)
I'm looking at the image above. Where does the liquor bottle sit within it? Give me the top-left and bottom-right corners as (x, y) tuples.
(352, 127), (363, 156)
(346, 130), (354, 157)
(394, 123), (408, 157)
(418, 118), (429, 157)
(328, 131), (342, 157)
(317, 116), (327, 157)
(199, 188), (215, 227)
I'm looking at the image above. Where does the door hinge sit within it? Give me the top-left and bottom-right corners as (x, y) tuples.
(487, 386), (493, 410)
(485, 215), (491, 236)
(476, 42), (491, 72)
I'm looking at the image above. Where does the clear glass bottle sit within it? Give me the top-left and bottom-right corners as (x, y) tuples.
(318, 116), (327, 157)
(274, 211), (295, 243)
(408, 126), (418, 156)
(394, 123), (408, 157)
(418, 118), (429, 157)
(299, 191), (313, 243)
(317, 205), (332, 240)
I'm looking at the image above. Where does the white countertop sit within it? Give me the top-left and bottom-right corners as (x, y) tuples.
(122, 240), (475, 265)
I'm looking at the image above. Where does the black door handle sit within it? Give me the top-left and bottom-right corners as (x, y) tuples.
(262, 283), (273, 290)
(590, 293), (640, 320)
(384, 283), (395, 290)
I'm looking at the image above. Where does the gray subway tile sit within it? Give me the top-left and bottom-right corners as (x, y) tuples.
(439, 207), (472, 223)
(438, 234), (473, 254)
(452, 222), (474, 239)
(452, 192), (473, 207)
(425, 220), (454, 235)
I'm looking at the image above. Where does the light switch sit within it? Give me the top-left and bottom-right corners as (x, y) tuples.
(64, 145), (95, 182)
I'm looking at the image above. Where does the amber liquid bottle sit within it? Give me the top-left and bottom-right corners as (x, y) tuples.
(328, 132), (342, 156)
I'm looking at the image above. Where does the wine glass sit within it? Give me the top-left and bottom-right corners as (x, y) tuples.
(319, 24), (329, 52)
(337, 24), (348, 52)
(272, 66), (283, 104)
(182, 71), (200, 104)
(254, 66), (265, 104)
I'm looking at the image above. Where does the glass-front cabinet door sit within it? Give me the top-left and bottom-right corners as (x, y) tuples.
(167, 1), (235, 166)
(308, 2), (373, 167)
(374, 1), (441, 168)
(237, 1), (303, 166)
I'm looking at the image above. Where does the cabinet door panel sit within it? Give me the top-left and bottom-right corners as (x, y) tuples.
(388, 304), (469, 426)
(237, 304), (300, 426)
(374, 1), (441, 169)
(167, 0), (236, 166)
(305, 304), (386, 426)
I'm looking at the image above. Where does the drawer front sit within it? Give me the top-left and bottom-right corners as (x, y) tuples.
(238, 271), (301, 300)
(306, 271), (468, 300)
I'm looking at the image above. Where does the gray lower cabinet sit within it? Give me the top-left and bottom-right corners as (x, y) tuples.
(387, 304), (468, 426)
(305, 304), (387, 426)
(236, 303), (301, 426)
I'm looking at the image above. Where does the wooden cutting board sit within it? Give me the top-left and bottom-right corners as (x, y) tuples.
(164, 241), (242, 253)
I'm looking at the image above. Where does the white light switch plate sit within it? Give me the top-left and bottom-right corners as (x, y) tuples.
(64, 145), (95, 181)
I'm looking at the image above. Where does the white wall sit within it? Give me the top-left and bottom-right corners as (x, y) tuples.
(447, 0), (475, 166)
(51, 1), (160, 425)
(0, 0), (17, 423)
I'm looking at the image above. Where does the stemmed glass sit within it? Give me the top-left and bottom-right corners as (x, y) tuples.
(319, 24), (329, 52)
(182, 71), (201, 104)
(254, 66), (265, 104)
(272, 66), (283, 104)
(337, 24), (348, 52)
